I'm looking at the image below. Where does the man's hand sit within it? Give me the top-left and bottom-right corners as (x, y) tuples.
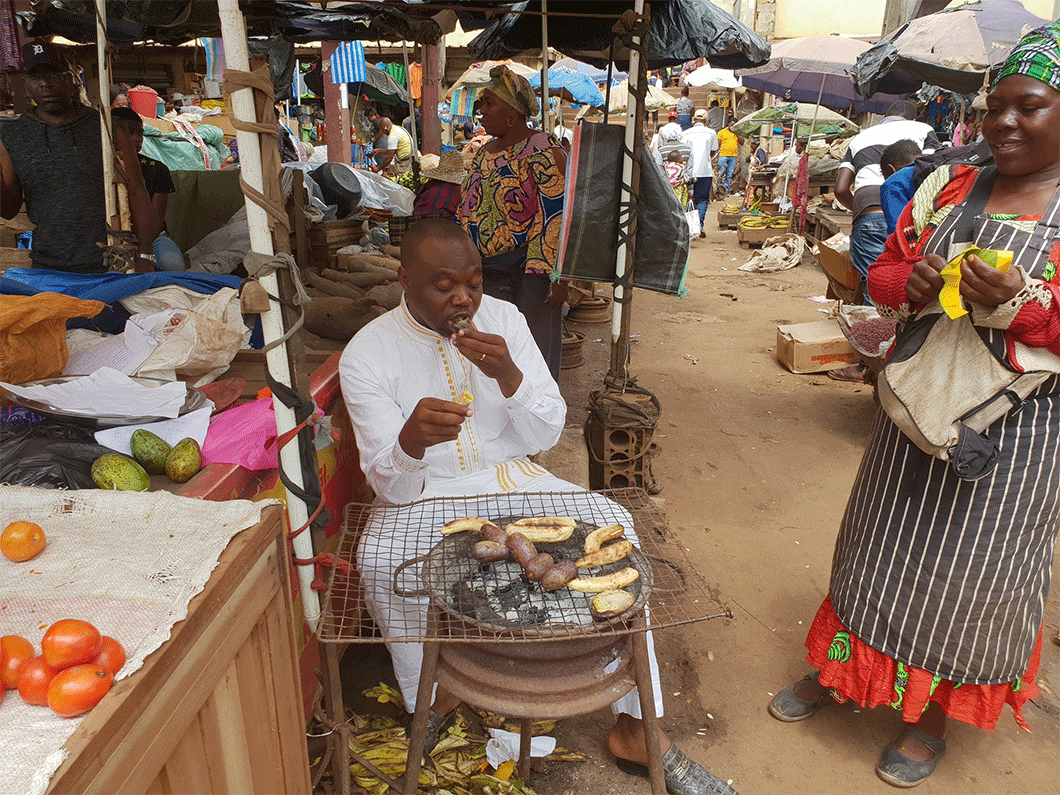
(398, 397), (472, 460)
(452, 327), (523, 398)
(905, 253), (947, 305)
(545, 281), (568, 308)
(960, 254), (1023, 308)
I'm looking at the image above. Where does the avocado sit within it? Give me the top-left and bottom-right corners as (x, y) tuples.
(165, 438), (202, 483)
(91, 454), (151, 492)
(130, 429), (172, 475)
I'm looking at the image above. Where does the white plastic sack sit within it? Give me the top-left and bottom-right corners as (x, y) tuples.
(739, 233), (805, 273)
(685, 205), (701, 239)
(125, 287), (247, 386)
(185, 205), (249, 274)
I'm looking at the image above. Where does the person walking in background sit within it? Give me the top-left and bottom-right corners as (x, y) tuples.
(458, 65), (568, 380)
(664, 151), (690, 208)
(684, 108), (719, 238)
(675, 85), (694, 131)
(715, 117), (741, 196)
(650, 110), (690, 165)
(768, 21), (1060, 789)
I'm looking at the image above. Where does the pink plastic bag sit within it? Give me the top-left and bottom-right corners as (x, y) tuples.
(201, 398), (279, 471)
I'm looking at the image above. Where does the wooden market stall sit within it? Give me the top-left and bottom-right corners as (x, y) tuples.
(45, 505), (311, 795)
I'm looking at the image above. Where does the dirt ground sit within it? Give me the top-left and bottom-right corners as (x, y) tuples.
(336, 207), (1060, 795)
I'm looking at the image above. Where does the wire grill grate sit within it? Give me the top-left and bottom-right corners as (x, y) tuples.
(317, 488), (728, 644)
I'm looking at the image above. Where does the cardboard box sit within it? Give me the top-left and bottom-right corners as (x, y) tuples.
(814, 239), (862, 304)
(776, 319), (858, 373)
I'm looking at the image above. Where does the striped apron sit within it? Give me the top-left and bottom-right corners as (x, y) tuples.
(830, 176), (1060, 685)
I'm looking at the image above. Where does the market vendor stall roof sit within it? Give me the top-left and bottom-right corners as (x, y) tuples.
(467, 0), (771, 70)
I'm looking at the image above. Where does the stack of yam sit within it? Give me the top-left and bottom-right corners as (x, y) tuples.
(303, 251), (404, 340)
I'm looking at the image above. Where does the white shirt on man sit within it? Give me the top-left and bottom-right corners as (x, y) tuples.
(684, 122), (719, 179)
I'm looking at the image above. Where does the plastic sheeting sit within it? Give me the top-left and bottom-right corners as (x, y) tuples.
(140, 123), (229, 172)
(556, 123), (689, 297)
(468, 0), (770, 70)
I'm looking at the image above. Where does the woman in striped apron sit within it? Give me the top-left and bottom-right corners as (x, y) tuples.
(768, 21), (1060, 788)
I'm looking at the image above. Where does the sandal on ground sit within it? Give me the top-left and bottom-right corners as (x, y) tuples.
(767, 673), (833, 722)
(876, 727), (946, 788)
(616, 745), (738, 795)
(423, 706), (459, 755)
(828, 363), (867, 383)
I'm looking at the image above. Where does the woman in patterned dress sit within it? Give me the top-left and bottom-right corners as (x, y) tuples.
(458, 66), (568, 380)
(768, 21), (1060, 789)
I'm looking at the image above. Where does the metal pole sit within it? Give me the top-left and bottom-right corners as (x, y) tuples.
(95, 0), (116, 227)
(609, 0), (648, 378)
(401, 41), (419, 157)
(541, 0), (550, 132)
(216, 0), (321, 630)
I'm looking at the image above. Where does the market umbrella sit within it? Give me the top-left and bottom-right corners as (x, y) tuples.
(852, 0), (1048, 97)
(529, 65), (606, 106)
(445, 58), (538, 97)
(683, 64), (741, 89)
(552, 57), (628, 84)
(737, 35), (907, 114)
(730, 102), (860, 139)
(467, 0), (770, 70)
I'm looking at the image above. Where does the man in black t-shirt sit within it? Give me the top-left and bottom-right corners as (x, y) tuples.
(112, 106), (184, 271)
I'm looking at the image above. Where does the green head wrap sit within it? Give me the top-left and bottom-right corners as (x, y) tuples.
(993, 19), (1060, 92)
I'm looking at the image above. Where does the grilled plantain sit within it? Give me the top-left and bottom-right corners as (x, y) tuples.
(568, 567), (639, 593)
(440, 516), (486, 535)
(504, 516), (576, 543)
(583, 523), (625, 554)
(575, 539), (633, 569)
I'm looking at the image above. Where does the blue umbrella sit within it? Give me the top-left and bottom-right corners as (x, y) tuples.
(529, 65), (605, 107)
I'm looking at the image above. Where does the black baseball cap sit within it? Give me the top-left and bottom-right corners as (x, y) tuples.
(20, 40), (66, 74)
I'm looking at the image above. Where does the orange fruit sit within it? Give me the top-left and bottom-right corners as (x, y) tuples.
(1, 521), (47, 562)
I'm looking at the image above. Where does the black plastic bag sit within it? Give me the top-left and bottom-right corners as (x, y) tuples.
(0, 422), (112, 490)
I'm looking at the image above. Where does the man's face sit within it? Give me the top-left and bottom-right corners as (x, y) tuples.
(24, 70), (76, 116)
(125, 123), (144, 153)
(399, 237), (483, 337)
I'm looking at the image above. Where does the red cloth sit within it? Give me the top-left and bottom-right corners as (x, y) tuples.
(868, 164), (1060, 359)
(805, 596), (1041, 731)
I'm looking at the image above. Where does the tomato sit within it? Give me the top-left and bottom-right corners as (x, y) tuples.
(47, 664), (113, 717)
(1, 521), (47, 562)
(92, 636), (126, 676)
(18, 655), (59, 706)
(0, 635), (35, 690)
(41, 619), (102, 670)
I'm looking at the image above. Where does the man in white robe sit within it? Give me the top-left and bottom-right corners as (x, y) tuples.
(339, 219), (735, 795)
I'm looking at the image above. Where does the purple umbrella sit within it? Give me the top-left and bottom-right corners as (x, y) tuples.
(737, 35), (906, 114)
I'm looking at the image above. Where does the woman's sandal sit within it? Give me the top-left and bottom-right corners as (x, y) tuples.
(828, 362), (868, 383)
(876, 726), (946, 788)
(767, 673), (834, 722)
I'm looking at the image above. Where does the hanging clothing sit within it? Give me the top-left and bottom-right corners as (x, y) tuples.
(804, 164), (1060, 729)
(407, 62), (423, 100)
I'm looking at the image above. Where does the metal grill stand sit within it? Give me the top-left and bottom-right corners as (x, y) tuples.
(318, 489), (730, 795)
(403, 607), (666, 794)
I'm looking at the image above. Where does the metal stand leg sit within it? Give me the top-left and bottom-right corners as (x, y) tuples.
(632, 627), (666, 795)
(518, 717), (533, 780)
(404, 607), (443, 795)
(323, 644), (351, 795)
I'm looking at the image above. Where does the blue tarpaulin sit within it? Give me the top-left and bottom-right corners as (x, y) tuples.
(1, 268), (262, 346)
(529, 66), (605, 107)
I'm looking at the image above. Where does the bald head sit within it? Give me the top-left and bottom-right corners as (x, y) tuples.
(401, 219), (480, 275)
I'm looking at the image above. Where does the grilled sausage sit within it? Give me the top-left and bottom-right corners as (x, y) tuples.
(471, 540), (511, 563)
(524, 553), (555, 582)
(505, 532), (538, 567)
(540, 560), (578, 591)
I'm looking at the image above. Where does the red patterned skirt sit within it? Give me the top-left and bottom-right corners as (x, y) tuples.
(805, 597), (1041, 731)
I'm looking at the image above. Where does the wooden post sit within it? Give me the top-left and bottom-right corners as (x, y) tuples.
(321, 42), (351, 164)
(421, 43), (442, 156)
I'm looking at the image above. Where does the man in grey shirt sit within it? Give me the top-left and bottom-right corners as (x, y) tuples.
(1, 41), (107, 273)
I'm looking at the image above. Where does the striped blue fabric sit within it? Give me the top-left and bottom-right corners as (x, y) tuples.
(331, 41), (366, 84)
